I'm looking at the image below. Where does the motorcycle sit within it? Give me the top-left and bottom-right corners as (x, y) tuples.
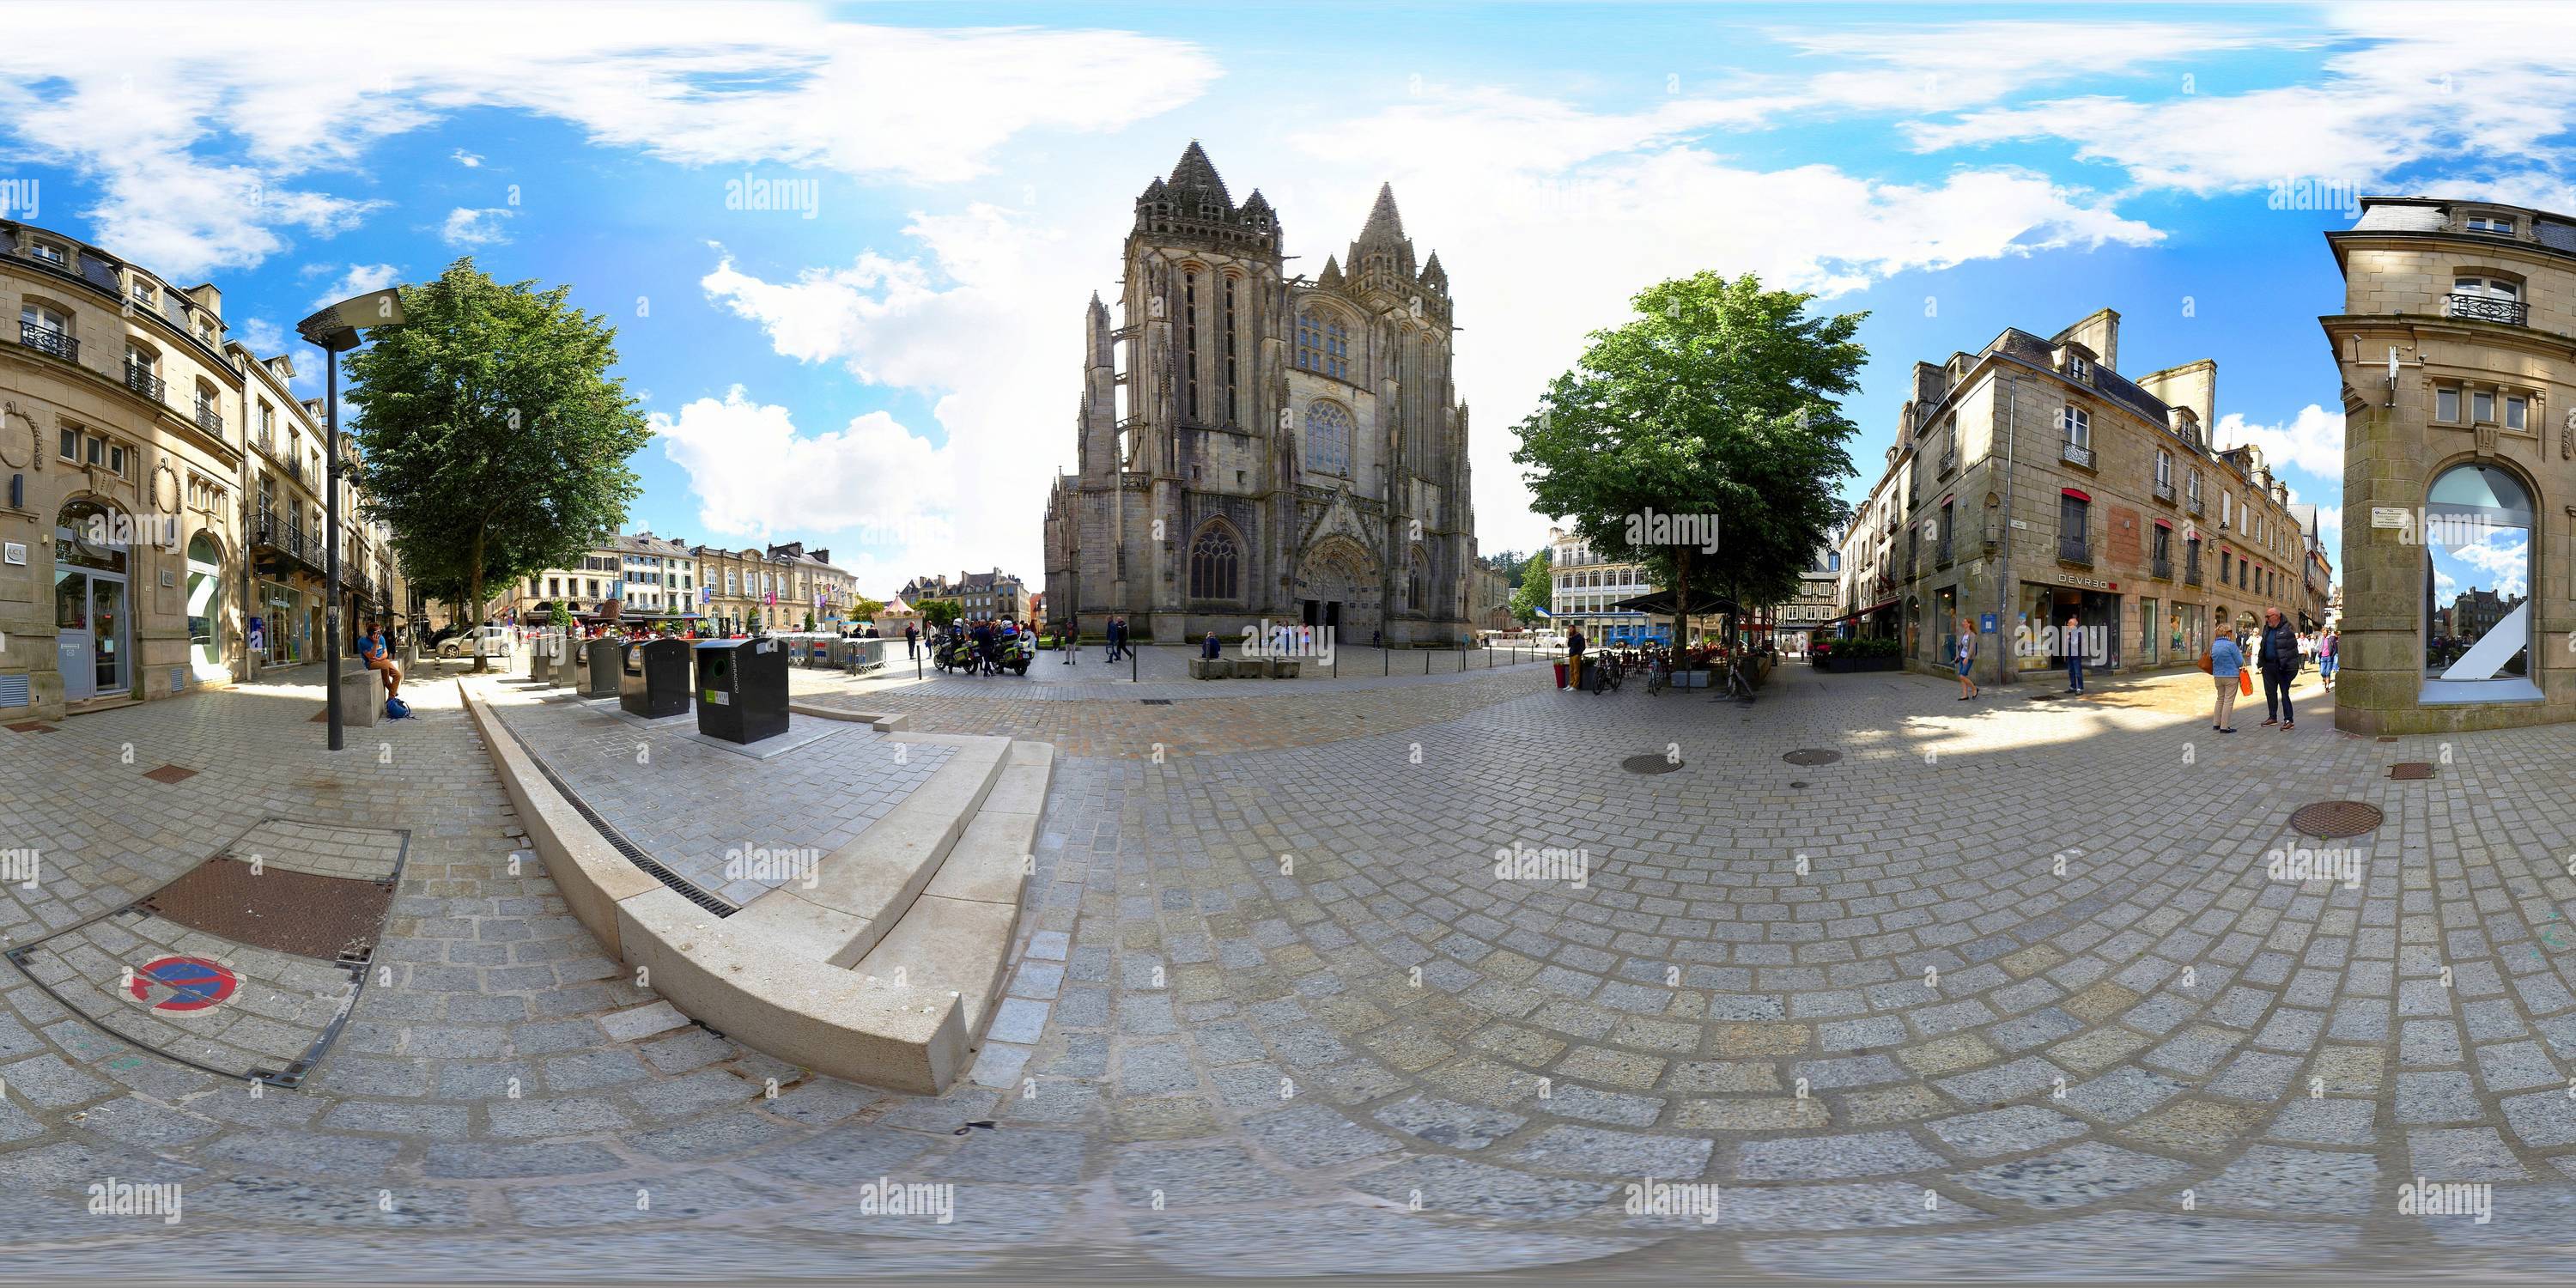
(933, 631), (981, 673)
(997, 631), (1036, 676)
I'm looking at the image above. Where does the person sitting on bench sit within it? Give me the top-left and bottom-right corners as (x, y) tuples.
(357, 619), (402, 699)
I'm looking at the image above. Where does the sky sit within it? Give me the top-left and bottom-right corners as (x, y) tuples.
(6, 1), (2575, 597)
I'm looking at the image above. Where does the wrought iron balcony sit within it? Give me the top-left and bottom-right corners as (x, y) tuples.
(2058, 536), (2091, 565)
(123, 361), (166, 403)
(2153, 477), (2174, 502)
(18, 320), (76, 362)
(2185, 494), (2203, 516)
(1938, 447), (1956, 474)
(2060, 440), (2093, 468)
(193, 398), (222, 434)
(2184, 563), (2204, 586)
(2445, 293), (2528, 326)
(2152, 556), (2173, 580)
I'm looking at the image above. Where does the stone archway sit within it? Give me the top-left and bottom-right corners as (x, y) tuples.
(1292, 535), (1381, 645)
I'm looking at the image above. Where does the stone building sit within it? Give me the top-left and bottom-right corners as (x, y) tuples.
(1042, 143), (1477, 647)
(1837, 307), (2309, 683)
(3, 217), (404, 720)
(2326, 195), (2574, 732)
(688, 541), (854, 635)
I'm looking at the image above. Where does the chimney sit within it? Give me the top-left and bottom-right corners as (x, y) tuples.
(184, 283), (222, 319)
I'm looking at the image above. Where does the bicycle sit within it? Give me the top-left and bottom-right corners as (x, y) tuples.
(1589, 653), (1625, 695)
(1644, 654), (1672, 696)
(1719, 656), (1755, 703)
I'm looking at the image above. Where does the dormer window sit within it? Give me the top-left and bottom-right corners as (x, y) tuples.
(2066, 355), (2090, 382)
(27, 240), (67, 265)
(130, 279), (157, 307)
(2464, 213), (2514, 235)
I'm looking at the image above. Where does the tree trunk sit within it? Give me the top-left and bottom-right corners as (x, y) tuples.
(1672, 544), (1692, 654)
(467, 525), (489, 674)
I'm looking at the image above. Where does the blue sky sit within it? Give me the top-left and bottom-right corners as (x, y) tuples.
(7, 2), (2573, 593)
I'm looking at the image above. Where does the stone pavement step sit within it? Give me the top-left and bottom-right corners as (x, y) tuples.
(862, 739), (1053, 1041)
(730, 732), (1012, 969)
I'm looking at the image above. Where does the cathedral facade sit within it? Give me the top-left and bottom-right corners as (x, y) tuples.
(1042, 143), (1478, 647)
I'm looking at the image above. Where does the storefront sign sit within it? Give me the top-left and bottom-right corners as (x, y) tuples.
(2371, 506), (2409, 530)
(2057, 575), (2112, 591)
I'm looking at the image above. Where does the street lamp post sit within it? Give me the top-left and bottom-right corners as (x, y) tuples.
(296, 287), (406, 752)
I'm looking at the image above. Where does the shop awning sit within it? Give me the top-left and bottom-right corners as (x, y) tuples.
(1611, 588), (1745, 617)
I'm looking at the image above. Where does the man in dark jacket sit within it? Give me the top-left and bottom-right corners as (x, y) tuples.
(2257, 608), (2302, 729)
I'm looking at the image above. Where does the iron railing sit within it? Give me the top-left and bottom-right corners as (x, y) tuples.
(193, 399), (222, 434)
(2058, 535), (2091, 564)
(2154, 477), (2174, 501)
(124, 361), (167, 403)
(2185, 494), (2203, 516)
(2184, 562), (2204, 586)
(2060, 440), (2093, 468)
(2445, 293), (2528, 326)
(2152, 556), (2173, 580)
(18, 320), (76, 362)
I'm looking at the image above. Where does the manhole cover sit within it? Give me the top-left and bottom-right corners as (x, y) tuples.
(1622, 754), (1681, 775)
(1, 817), (409, 1089)
(2390, 762), (2435, 781)
(2289, 801), (2384, 839)
(142, 763), (197, 784)
(1783, 749), (1843, 766)
(5, 721), (57, 733)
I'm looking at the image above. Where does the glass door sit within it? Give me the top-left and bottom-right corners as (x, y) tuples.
(55, 570), (94, 702)
(90, 576), (126, 694)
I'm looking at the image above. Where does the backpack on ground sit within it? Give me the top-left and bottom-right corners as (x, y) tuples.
(384, 696), (414, 720)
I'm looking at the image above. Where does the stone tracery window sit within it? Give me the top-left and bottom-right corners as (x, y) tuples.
(1296, 311), (1349, 380)
(1188, 522), (1240, 600)
(1303, 400), (1353, 477)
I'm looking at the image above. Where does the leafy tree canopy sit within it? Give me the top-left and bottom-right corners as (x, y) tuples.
(1507, 550), (1552, 623)
(1510, 271), (1863, 642)
(344, 258), (653, 669)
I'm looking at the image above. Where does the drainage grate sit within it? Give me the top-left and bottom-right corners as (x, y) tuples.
(137, 854), (396, 961)
(1621, 753), (1681, 775)
(489, 717), (738, 917)
(142, 764), (197, 784)
(2390, 762), (2435, 781)
(1139, 698), (1173, 705)
(1783, 749), (1843, 766)
(2376, 736), (2397, 744)
(2289, 800), (2384, 839)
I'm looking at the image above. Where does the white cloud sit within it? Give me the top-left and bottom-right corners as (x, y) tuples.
(0, 2), (1213, 275)
(696, 203), (1078, 582)
(1786, 20), (2266, 115)
(1287, 87), (2163, 550)
(1903, 6), (2576, 206)
(2215, 404), (2343, 477)
(451, 148), (483, 167)
(440, 206), (513, 248)
(313, 263), (400, 308)
(652, 388), (957, 586)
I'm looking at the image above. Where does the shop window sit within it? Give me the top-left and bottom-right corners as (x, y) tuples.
(2422, 464), (2535, 699)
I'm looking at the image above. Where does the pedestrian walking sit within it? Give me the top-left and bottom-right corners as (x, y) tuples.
(2257, 608), (2301, 729)
(1954, 616), (1978, 701)
(2063, 613), (2085, 694)
(2207, 630), (2244, 732)
(2319, 628), (2338, 688)
(904, 621), (918, 659)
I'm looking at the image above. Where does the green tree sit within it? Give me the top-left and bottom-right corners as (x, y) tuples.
(919, 598), (963, 628)
(344, 258), (653, 671)
(548, 602), (573, 633)
(746, 609), (763, 635)
(1508, 550), (1552, 623)
(1511, 271), (1863, 647)
(851, 596), (886, 621)
(801, 611), (817, 632)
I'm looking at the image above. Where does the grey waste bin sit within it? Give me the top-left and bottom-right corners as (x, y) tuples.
(582, 639), (622, 698)
(694, 638), (789, 744)
(618, 638), (692, 718)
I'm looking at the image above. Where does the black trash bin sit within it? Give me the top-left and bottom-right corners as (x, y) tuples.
(695, 638), (788, 744)
(582, 639), (623, 698)
(619, 638), (692, 719)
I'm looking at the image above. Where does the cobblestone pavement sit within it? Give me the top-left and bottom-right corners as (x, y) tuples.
(3, 659), (2573, 1279)
(483, 686), (951, 907)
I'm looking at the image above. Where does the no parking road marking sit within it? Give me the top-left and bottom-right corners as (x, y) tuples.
(128, 956), (237, 1011)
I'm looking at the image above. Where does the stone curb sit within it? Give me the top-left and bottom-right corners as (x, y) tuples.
(459, 680), (971, 1094)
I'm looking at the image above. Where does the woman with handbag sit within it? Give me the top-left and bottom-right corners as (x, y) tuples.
(2207, 631), (2245, 732)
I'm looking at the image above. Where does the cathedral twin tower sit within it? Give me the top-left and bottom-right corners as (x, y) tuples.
(1042, 142), (1478, 647)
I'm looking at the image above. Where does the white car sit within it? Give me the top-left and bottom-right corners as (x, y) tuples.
(437, 625), (514, 659)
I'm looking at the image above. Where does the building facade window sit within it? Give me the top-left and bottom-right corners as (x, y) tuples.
(2421, 463), (2534, 696)
(1304, 400), (1353, 477)
(1188, 523), (1240, 600)
(2058, 405), (2090, 447)
(1294, 312), (1349, 380)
